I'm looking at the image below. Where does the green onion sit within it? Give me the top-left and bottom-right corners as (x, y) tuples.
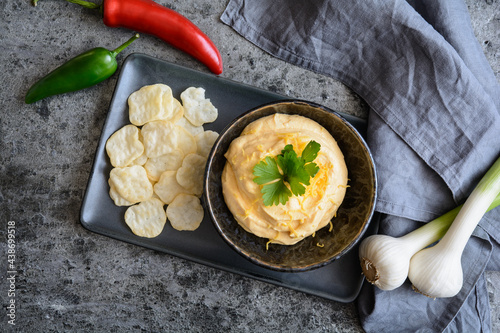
(360, 156), (500, 294)
(409, 156), (500, 298)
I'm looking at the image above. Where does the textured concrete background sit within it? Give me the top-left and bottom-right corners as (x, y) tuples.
(1, 0), (499, 332)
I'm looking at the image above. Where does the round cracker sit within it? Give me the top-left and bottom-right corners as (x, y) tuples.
(180, 87), (218, 127)
(176, 154), (206, 197)
(108, 179), (134, 206)
(124, 198), (167, 238)
(175, 116), (204, 136)
(169, 98), (185, 124)
(145, 150), (184, 182)
(109, 165), (153, 204)
(195, 130), (219, 158)
(141, 120), (177, 158)
(128, 84), (174, 126)
(105, 125), (144, 167)
(166, 194), (204, 231)
(131, 152), (148, 166)
(174, 125), (197, 156)
(153, 170), (192, 204)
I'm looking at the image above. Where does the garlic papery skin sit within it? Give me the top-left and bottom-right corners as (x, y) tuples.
(408, 242), (463, 298)
(359, 235), (417, 290)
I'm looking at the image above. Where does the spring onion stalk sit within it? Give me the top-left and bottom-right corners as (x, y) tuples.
(408, 156), (500, 298)
(359, 192), (500, 290)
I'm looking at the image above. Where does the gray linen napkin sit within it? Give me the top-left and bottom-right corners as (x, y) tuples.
(221, 0), (500, 331)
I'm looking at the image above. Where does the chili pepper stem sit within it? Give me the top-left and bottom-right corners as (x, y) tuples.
(65, 0), (101, 9)
(32, 0), (101, 9)
(112, 34), (140, 58)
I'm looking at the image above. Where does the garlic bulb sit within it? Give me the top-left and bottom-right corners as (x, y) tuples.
(359, 234), (414, 290)
(408, 242), (463, 298)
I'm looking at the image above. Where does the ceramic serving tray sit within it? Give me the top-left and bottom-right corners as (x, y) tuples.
(80, 53), (379, 303)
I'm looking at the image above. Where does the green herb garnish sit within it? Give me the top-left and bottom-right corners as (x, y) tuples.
(253, 140), (321, 206)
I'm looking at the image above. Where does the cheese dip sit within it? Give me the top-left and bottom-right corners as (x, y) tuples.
(222, 113), (348, 245)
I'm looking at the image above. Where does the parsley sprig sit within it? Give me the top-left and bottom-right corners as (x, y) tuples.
(253, 141), (321, 206)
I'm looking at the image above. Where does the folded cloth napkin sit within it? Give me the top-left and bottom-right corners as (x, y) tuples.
(221, 0), (500, 332)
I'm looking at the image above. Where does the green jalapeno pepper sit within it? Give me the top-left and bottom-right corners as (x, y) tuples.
(33, 0), (223, 74)
(25, 33), (139, 104)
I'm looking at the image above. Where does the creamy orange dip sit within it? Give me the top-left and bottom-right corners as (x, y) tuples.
(221, 113), (348, 245)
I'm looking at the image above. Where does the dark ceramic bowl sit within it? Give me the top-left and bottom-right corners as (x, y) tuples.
(204, 100), (377, 272)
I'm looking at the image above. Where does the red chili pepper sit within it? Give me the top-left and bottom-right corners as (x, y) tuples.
(34, 0), (223, 74)
(103, 0), (223, 74)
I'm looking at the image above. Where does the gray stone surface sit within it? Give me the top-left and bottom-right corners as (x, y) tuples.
(0, 0), (498, 331)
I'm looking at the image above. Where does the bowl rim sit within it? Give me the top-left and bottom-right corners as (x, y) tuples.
(203, 99), (377, 272)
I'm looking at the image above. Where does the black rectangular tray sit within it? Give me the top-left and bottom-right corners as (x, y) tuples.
(80, 53), (378, 303)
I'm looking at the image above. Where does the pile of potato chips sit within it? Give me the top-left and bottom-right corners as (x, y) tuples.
(105, 84), (219, 238)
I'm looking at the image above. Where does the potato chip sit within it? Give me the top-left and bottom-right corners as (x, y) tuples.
(141, 120), (177, 158)
(128, 84), (174, 126)
(105, 125), (144, 167)
(124, 198), (167, 237)
(153, 170), (191, 204)
(166, 194), (204, 231)
(175, 116), (204, 136)
(109, 165), (153, 204)
(174, 125), (197, 156)
(144, 150), (184, 182)
(195, 130), (219, 158)
(176, 154), (206, 197)
(108, 179), (134, 206)
(180, 87), (218, 126)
